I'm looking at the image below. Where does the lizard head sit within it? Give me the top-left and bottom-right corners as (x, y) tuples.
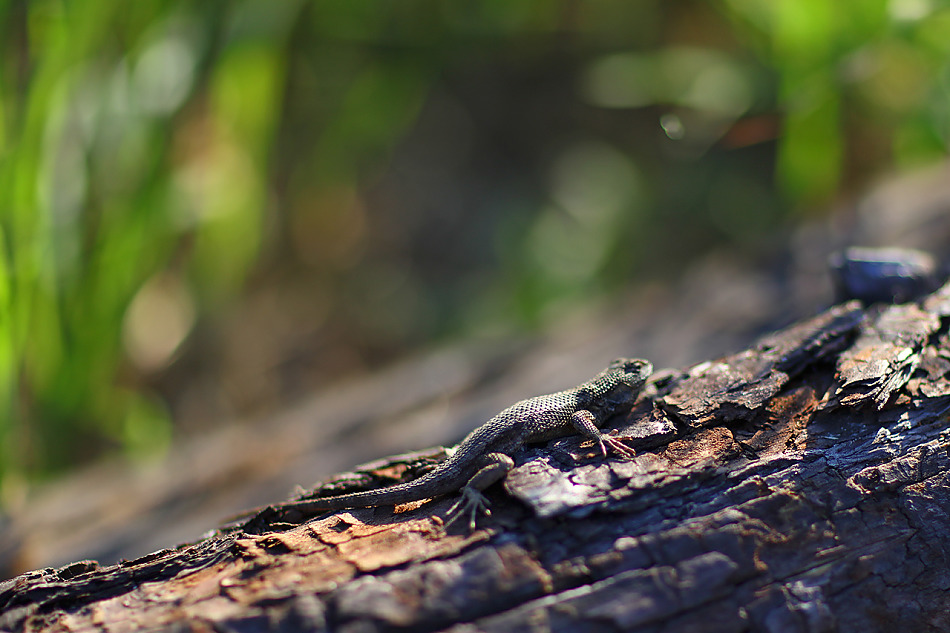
(606, 358), (653, 390)
(581, 358), (652, 406)
(577, 358), (652, 409)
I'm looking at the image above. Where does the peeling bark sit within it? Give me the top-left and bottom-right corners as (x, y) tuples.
(6, 284), (950, 632)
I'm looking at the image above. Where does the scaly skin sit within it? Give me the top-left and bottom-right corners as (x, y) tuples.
(269, 358), (652, 529)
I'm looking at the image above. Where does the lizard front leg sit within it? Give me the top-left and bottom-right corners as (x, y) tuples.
(570, 410), (637, 458)
(444, 452), (514, 531)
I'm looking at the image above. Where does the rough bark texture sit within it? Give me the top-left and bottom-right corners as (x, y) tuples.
(6, 274), (950, 632)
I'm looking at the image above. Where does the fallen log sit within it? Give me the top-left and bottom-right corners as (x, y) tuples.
(4, 258), (950, 632)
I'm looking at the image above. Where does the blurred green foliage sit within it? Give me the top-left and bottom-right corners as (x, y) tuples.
(0, 0), (948, 497)
(724, 0), (950, 200)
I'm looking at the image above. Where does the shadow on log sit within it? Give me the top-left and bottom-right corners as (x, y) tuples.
(5, 274), (950, 632)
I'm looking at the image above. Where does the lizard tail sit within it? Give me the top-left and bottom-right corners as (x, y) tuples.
(273, 470), (465, 513)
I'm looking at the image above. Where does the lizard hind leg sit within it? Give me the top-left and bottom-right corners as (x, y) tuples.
(444, 452), (514, 531)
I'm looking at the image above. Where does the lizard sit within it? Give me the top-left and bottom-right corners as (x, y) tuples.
(262, 357), (653, 530)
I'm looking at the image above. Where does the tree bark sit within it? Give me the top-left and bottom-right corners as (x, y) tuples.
(5, 286), (950, 632)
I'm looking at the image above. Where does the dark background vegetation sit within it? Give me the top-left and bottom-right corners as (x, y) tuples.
(1, 0), (948, 505)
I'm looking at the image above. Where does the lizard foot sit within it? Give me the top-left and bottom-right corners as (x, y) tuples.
(597, 432), (637, 459)
(444, 486), (491, 531)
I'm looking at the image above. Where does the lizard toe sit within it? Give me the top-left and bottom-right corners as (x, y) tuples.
(600, 435), (637, 459)
(444, 487), (492, 531)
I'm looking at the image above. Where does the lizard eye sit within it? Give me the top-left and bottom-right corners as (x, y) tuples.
(605, 359), (651, 387)
(619, 360), (652, 380)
